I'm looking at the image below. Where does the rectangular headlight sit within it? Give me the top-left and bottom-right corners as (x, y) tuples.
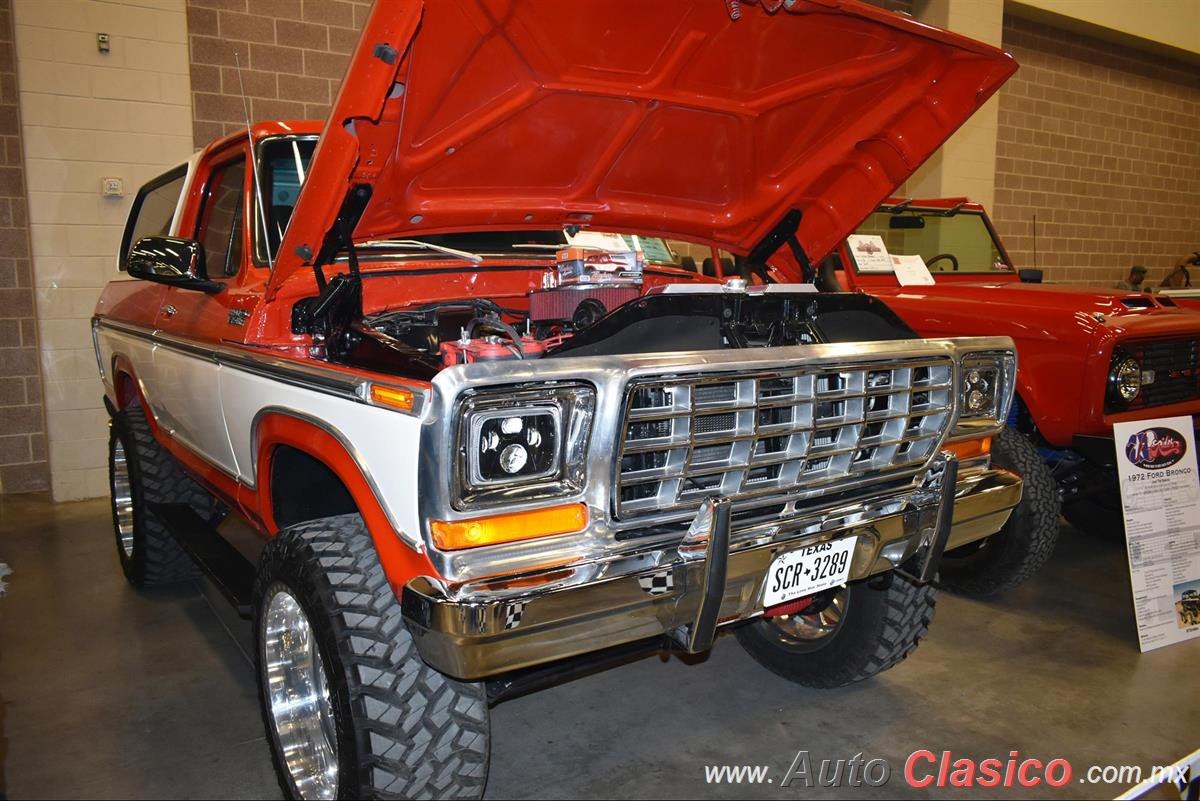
(470, 408), (560, 484)
(453, 384), (594, 509)
(953, 350), (1016, 438)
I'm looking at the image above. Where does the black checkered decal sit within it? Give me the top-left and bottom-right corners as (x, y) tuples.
(503, 601), (526, 630)
(638, 570), (673, 596)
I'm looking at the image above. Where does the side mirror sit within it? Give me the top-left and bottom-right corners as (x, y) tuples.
(1018, 269), (1044, 284)
(127, 236), (224, 293)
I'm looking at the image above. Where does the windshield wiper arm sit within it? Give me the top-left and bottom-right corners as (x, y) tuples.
(357, 239), (484, 263)
(931, 201), (967, 217)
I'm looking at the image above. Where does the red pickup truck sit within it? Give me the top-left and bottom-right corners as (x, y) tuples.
(822, 198), (1200, 559)
(91, 3), (1026, 797)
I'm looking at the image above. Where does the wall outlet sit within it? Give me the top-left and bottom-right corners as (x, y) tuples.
(102, 177), (123, 197)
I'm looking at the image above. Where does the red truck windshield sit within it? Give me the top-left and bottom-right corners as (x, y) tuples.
(853, 207), (1014, 275)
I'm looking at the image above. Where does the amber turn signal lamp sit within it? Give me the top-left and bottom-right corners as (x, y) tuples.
(431, 503), (589, 551)
(369, 384), (416, 412)
(944, 436), (992, 461)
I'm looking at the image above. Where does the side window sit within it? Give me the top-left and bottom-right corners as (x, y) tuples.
(197, 158), (246, 279)
(257, 137), (317, 263)
(119, 166), (187, 270)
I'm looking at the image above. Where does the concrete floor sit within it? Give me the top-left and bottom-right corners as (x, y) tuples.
(0, 494), (1196, 800)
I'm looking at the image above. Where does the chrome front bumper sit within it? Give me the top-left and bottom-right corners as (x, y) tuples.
(401, 462), (1022, 680)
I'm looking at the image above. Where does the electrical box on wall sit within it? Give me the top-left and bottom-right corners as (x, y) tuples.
(101, 177), (123, 197)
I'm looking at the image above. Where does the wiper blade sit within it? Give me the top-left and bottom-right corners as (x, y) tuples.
(356, 239), (484, 263)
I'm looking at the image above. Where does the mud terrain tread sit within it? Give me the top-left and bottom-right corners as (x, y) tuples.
(939, 428), (1060, 597)
(736, 572), (936, 689)
(114, 404), (219, 585)
(256, 514), (489, 800)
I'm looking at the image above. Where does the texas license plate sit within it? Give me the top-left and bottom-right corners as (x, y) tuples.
(762, 537), (856, 608)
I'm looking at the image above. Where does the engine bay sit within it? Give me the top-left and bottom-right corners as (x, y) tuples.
(300, 233), (916, 379)
(350, 286), (917, 381)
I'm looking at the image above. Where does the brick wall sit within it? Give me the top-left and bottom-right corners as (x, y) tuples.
(992, 15), (1200, 286)
(0, 0), (46, 494)
(14, 0), (193, 501)
(186, 0), (373, 149)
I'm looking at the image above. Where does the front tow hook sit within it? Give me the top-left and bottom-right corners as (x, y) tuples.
(669, 495), (732, 654)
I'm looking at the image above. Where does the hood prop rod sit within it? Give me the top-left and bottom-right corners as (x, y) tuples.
(291, 184), (372, 343)
(307, 183), (373, 288)
(748, 208), (814, 284)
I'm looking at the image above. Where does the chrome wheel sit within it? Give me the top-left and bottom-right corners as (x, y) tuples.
(263, 588), (339, 800)
(770, 588), (847, 642)
(111, 439), (135, 558)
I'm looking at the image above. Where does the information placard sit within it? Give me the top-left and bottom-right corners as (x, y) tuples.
(1113, 416), (1200, 652)
(891, 254), (935, 286)
(846, 235), (893, 272)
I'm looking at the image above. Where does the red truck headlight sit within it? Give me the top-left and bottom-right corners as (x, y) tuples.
(1107, 351), (1142, 408)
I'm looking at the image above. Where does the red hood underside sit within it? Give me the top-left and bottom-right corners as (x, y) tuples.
(269, 0), (1016, 297)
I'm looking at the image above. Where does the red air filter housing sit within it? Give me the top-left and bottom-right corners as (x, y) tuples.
(439, 336), (546, 368)
(528, 285), (640, 325)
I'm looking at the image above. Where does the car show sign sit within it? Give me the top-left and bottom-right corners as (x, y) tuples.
(1114, 416), (1200, 651)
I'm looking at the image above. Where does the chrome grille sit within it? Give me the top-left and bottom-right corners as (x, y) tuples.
(616, 359), (954, 518)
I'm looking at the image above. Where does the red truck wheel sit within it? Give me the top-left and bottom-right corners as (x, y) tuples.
(107, 404), (218, 587)
(254, 514), (490, 800)
(938, 429), (1061, 596)
(735, 571), (936, 688)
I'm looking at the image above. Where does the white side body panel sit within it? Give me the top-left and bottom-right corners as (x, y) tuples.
(96, 327), (426, 547)
(150, 345), (238, 475)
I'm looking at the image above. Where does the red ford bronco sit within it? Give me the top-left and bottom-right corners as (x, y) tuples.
(822, 198), (1200, 559)
(93, 2), (1025, 798)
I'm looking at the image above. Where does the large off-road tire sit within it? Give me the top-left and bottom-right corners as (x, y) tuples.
(107, 403), (219, 587)
(735, 571), (936, 688)
(255, 513), (489, 800)
(938, 428), (1061, 597)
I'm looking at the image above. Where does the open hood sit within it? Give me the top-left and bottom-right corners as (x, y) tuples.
(269, 0), (1016, 298)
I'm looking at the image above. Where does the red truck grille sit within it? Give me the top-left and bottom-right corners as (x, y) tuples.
(1125, 337), (1200, 410)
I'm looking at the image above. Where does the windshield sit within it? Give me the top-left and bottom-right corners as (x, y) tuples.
(852, 207), (1013, 275)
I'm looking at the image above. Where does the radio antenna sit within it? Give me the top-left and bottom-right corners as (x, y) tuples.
(235, 52), (275, 271)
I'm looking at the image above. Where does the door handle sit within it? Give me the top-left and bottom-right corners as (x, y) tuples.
(162, 305), (177, 318)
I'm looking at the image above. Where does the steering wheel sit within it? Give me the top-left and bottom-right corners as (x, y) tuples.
(926, 253), (959, 272)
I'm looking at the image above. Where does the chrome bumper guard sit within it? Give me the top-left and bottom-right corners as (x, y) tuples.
(402, 456), (1019, 681)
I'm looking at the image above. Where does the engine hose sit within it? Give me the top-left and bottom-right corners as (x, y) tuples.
(466, 315), (526, 358)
